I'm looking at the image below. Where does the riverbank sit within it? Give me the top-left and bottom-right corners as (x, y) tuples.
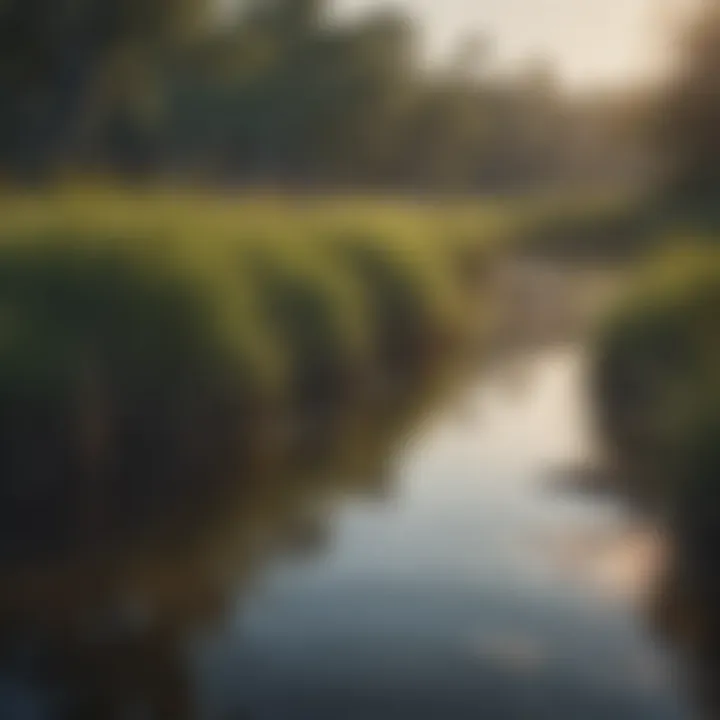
(0, 189), (500, 569)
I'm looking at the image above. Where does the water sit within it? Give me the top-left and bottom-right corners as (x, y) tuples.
(196, 347), (688, 720)
(0, 346), (694, 719)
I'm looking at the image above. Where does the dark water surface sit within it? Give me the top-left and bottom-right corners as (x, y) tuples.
(0, 347), (695, 719)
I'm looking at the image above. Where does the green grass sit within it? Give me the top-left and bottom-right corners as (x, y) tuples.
(594, 243), (720, 513)
(0, 188), (501, 524)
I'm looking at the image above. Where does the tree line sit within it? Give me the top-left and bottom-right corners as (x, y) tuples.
(0, 0), (637, 190)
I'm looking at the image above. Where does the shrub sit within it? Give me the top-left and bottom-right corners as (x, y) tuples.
(0, 189), (492, 560)
(329, 230), (467, 369)
(594, 244), (720, 505)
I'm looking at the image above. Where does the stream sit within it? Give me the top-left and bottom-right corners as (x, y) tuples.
(0, 265), (701, 719)
(195, 344), (690, 719)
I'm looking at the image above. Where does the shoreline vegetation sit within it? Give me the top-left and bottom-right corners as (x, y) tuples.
(592, 244), (720, 716)
(0, 188), (492, 571)
(594, 245), (720, 523)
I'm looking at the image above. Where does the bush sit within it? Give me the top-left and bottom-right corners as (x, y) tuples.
(0, 234), (285, 560)
(0, 190), (492, 560)
(330, 230), (468, 369)
(594, 244), (720, 506)
(241, 239), (372, 405)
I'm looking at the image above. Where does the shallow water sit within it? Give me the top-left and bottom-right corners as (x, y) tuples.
(0, 345), (694, 719)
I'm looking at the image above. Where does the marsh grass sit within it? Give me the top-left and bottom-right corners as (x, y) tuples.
(0, 188), (499, 563)
(594, 245), (720, 514)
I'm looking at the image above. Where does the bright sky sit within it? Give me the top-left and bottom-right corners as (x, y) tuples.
(336, 0), (686, 87)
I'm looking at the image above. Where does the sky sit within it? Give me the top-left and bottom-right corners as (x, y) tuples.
(335, 0), (688, 88)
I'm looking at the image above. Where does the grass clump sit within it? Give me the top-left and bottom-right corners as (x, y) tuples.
(330, 230), (467, 369)
(241, 240), (372, 405)
(0, 189), (495, 559)
(594, 244), (720, 518)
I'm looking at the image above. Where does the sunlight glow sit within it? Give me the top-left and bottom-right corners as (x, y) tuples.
(337, 0), (678, 87)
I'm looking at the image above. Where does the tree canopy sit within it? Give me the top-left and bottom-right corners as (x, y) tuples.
(0, 0), (633, 190)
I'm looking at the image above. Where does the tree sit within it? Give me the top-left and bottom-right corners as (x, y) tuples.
(655, 1), (720, 203)
(0, 0), (209, 177)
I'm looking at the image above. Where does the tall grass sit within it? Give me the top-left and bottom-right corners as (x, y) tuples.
(0, 189), (496, 562)
(594, 244), (720, 522)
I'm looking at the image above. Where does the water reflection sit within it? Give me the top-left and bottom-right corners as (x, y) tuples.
(0, 362), (460, 719)
(648, 538), (720, 720)
(199, 348), (686, 720)
(0, 345), (713, 719)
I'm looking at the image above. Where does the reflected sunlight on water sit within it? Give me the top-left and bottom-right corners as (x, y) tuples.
(198, 346), (688, 720)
